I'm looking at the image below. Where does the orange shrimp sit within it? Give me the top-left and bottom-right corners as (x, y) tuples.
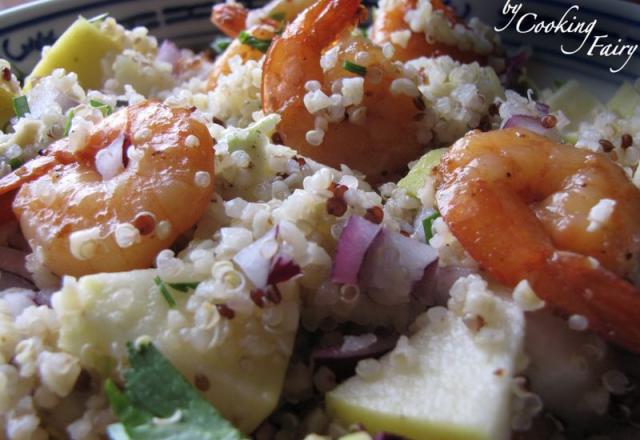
(207, 25), (275, 90)
(211, 2), (249, 38)
(0, 101), (215, 277)
(370, 0), (493, 63)
(262, 0), (431, 183)
(437, 128), (640, 352)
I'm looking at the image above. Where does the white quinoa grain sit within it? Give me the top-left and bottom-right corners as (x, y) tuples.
(390, 78), (420, 97)
(194, 171), (211, 188)
(114, 222), (141, 248)
(185, 134), (200, 148)
(69, 227), (102, 260)
(156, 220), (172, 240)
(568, 314), (589, 331)
(305, 129), (325, 146)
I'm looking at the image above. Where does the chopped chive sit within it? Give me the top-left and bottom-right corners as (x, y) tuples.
(210, 36), (232, 55)
(343, 60), (367, 76)
(168, 282), (200, 292)
(88, 12), (109, 23)
(8, 158), (22, 170)
(154, 276), (177, 308)
(89, 99), (112, 116)
(12, 96), (29, 118)
(238, 31), (272, 53)
(269, 11), (286, 21)
(553, 79), (567, 90)
(422, 210), (440, 242)
(63, 110), (74, 136)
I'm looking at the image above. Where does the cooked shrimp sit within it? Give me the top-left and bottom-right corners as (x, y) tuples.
(211, 2), (250, 38)
(437, 128), (640, 352)
(370, 0), (494, 63)
(0, 101), (215, 277)
(211, 0), (315, 38)
(262, 0), (431, 182)
(207, 25), (275, 90)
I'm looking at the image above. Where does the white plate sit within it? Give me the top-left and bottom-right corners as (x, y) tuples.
(0, 0), (638, 99)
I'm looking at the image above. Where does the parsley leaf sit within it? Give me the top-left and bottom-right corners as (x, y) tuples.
(12, 96), (30, 118)
(238, 31), (272, 53)
(343, 60), (367, 76)
(422, 210), (440, 242)
(105, 341), (245, 440)
(211, 36), (232, 55)
(167, 282), (199, 292)
(154, 276), (176, 308)
(90, 99), (113, 116)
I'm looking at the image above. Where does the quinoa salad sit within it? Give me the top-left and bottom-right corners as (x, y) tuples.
(1, 0), (640, 439)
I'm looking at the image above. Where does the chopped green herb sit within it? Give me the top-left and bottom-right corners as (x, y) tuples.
(63, 110), (74, 137)
(343, 60), (367, 76)
(105, 341), (245, 440)
(211, 36), (233, 55)
(12, 96), (29, 118)
(167, 282), (200, 292)
(553, 79), (567, 91)
(422, 211), (440, 242)
(90, 99), (113, 116)
(8, 158), (22, 170)
(269, 11), (286, 21)
(154, 276), (176, 308)
(238, 31), (272, 53)
(9, 62), (25, 85)
(88, 12), (109, 23)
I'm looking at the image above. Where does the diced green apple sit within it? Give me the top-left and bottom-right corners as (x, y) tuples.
(25, 17), (123, 91)
(397, 148), (448, 197)
(52, 269), (300, 433)
(327, 278), (525, 440)
(607, 81), (640, 118)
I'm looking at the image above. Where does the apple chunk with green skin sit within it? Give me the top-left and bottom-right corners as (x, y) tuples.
(327, 277), (525, 440)
(397, 148), (448, 197)
(25, 17), (123, 91)
(52, 269), (300, 433)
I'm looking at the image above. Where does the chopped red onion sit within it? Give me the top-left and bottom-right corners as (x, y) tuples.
(332, 216), (383, 285)
(503, 115), (551, 137)
(359, 229), (438, 306)
(268, 254), (301, 285)
(373, 433), (409, 440)
(0, 270), (35, 291)
(412, 264), (475, 306)
(157, 40), (181, 69)
(535, 102), (550, 115)
(234, 226), (300, 289)
(0, 246), (31, 281)
(311, 332), (398, 378)
(95, 133), (125, 180)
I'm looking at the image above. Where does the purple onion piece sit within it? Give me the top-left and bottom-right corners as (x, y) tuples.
(412, 264), (475, 306)
(374, 433), (409, 440)
(0, 270), (35, 291)
(499, 49), (530, 87)
(311, 332), (399, 378)
(233, 228), (278, 289)
(0, 246), (31, 280)
(267, 253), (301, 285)
(156, 40), (181, 68)
(331, 216), (383, 285)
(359, 229), (438, 306)
(503, 115), (550, 137)
(535, 101), (550, 115)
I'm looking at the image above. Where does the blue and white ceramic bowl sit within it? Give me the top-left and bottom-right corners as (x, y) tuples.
(0, 0), (638, 99)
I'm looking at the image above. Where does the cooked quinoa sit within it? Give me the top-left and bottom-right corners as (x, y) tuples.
(1, 2), (640, 440)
